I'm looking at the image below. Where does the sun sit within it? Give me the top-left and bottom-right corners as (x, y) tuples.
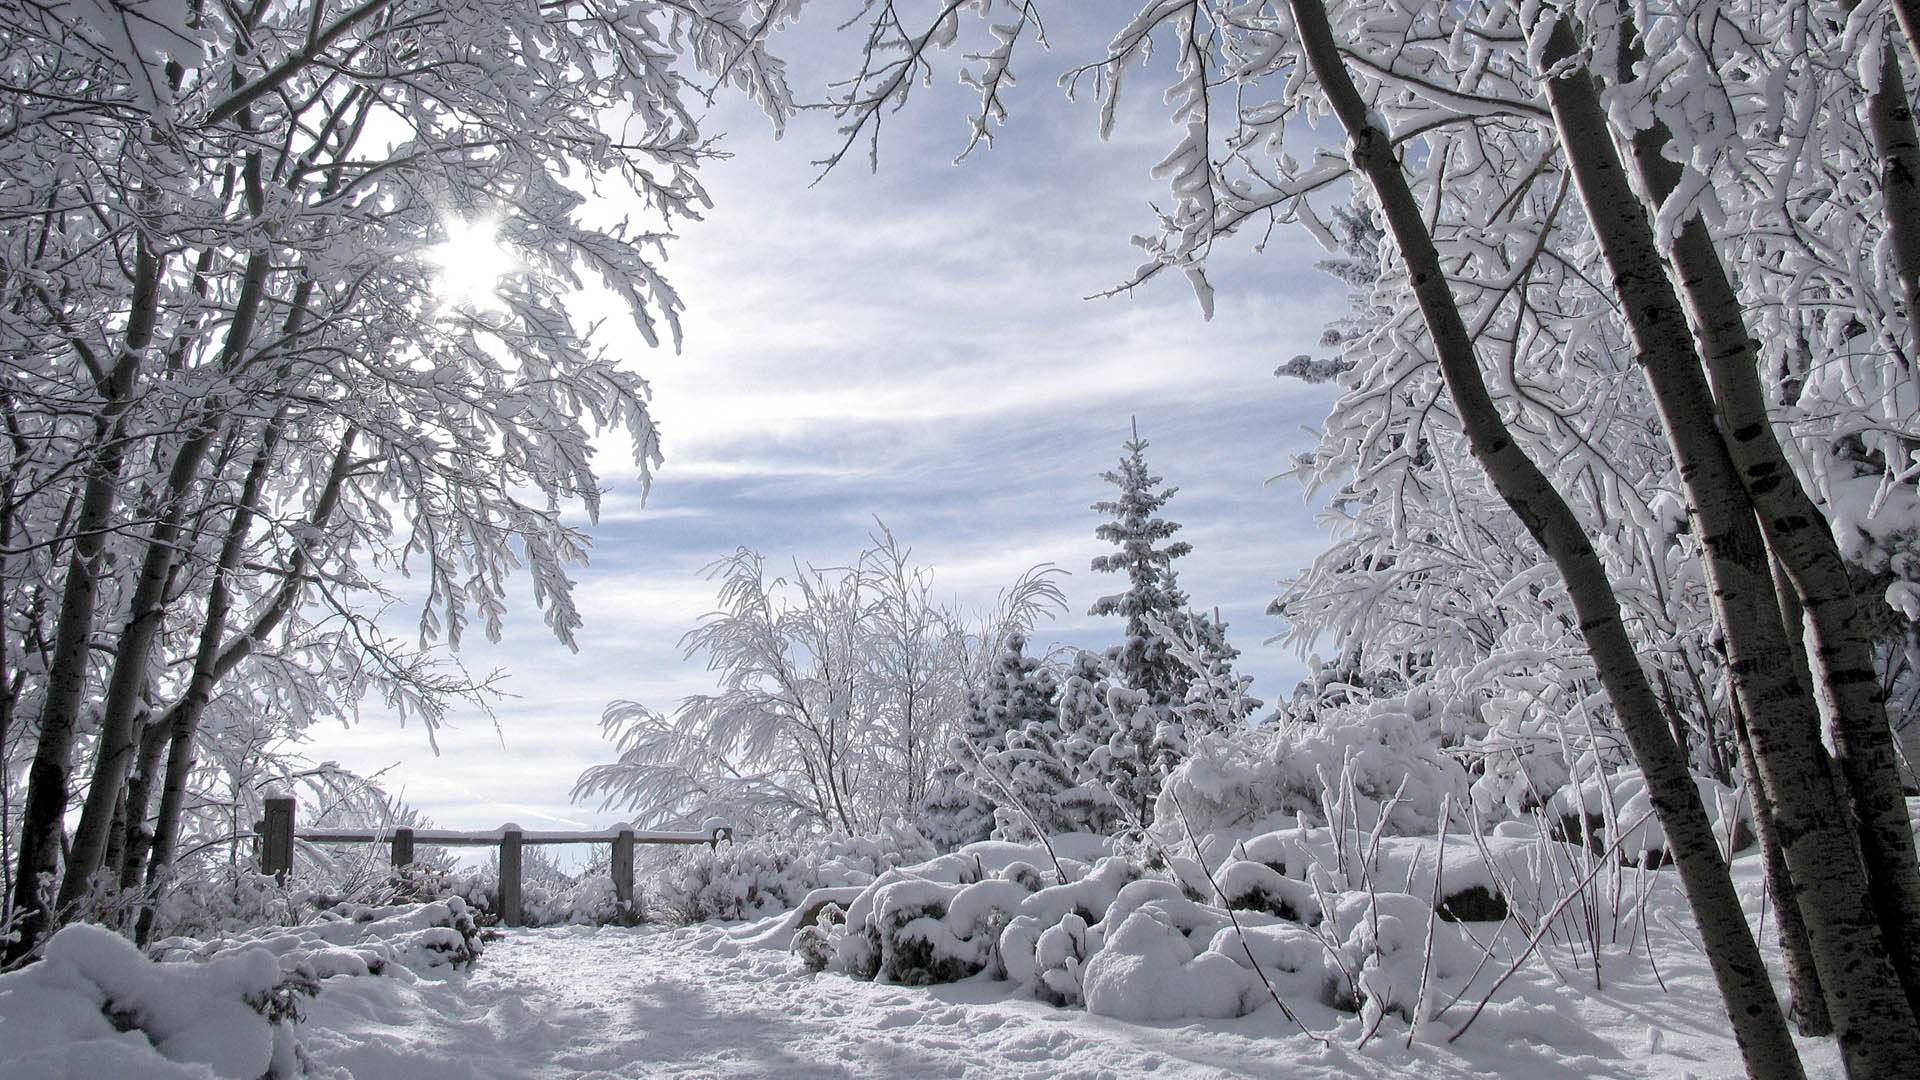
(427, 216), (517, 311)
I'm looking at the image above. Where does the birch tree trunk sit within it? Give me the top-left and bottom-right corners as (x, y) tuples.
(1285, 3), (1803, 1075)
(1605, 9), (1920, 1012)
(1734, 707), (1832, 1036)
(1865, 38), (1920, 368)
(1534, 17), (1920, 1068)
(58, 222), (273, 912)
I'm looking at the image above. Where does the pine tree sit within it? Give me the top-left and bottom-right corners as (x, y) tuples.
(1088, 421), (1194, 706)
(958, 632), (1057, 762)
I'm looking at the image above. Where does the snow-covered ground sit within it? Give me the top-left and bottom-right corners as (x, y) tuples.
(0, 843), (1848, 1079)
(296, 856), (1841, 1080)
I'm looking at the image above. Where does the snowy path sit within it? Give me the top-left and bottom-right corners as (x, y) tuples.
(293, 915), (1825, 1079)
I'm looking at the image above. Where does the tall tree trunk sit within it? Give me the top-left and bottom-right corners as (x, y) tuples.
(118, 411), (280, 901)
(1609, 9), (1920, 1012)
(1536, 18), (1920, 1069)
(1285, 3), (1805, 1076)
(1890, 0), (1920, 92)
(6, 234), (163, 965)
(117, 718), (173, 891)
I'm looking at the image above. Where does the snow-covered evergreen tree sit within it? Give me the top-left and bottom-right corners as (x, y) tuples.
(1088, 423), (1193, 707)
(928, 632), (1061, 846)
(915, 762), (994, 850)
(959, 633), (1058, 764)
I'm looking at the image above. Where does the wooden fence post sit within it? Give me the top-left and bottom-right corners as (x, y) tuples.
(261, 796), (295, 884)
(391, 827), (414, 868)
(612, 827), (635, 912)
(499, 825), (523, 927)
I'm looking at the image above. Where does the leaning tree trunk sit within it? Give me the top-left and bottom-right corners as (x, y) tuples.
(120, 412), (285, 895)
(137, 425), (354, 944)
(1734, 706), (1833, 1036)
(1535, 18), (1920, 1069)
(1865, 37), (1920, 369)
(1890, 0), (1920, 100)
(1608, 10), (1920, 1012)
(6, 235), (163, 965)
(1285, 3), (1805, 1076)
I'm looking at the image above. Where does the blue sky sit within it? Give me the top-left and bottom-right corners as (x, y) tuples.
(304, 12), (1345, 832)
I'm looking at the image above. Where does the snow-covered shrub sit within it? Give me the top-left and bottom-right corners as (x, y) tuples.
(1156, 691), (1471, 841)
(818, 845), (1075, 985)
(368, 846), (640, 928)
(789, 824), (1550, 1032)
(650, 827), (937, 924)
(145, 868), (311, 943)
(0, 923), (325, 1079)
(1546, 767), (1752, 865)
(154, 897), (483, 979)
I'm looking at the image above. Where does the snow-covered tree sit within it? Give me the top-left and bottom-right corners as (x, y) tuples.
(1087, 423), (1193, 707)
(0, 0), (805, 958)
(958, 633), (1059, 767)
(928, 632), (1060, 845)
(576, 530), (1063, 837)
(1158, 610), (1262, 746)
(914, 763), (995, 850)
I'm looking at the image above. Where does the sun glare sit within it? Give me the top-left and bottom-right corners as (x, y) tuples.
(428, 217), (517, 311)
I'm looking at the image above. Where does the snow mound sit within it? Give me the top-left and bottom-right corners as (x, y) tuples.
(0, 922), (329, 1079)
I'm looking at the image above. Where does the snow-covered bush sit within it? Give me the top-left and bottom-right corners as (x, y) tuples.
(154, 897), (483, 979)
(0, 923), (324, 1079)
(791, 828), (1504, 1030)
(408, 864), (635, 929)
(144, 868), (312, 943)
(649, 828), (937, 924)
(1544, 768), (1752, 866)
(1156, 692), (1471, 841)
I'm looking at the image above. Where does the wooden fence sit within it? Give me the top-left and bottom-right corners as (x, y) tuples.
(254, 796), (732, 926)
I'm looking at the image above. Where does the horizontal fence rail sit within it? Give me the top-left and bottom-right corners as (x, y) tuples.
(252, 796), (732, 926)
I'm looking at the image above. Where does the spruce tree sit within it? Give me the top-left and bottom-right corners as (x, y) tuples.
(917, 762), (994, 850)
(1088, 421), (1194, 706)
(935, 632), (1070, 842)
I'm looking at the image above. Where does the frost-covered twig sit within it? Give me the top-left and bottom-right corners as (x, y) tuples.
(1448, 807), (1655, 1044)
(1407, 796), (1448, 1046)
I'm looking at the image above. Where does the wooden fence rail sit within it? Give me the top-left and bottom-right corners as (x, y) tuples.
(253, 796), (732, 926)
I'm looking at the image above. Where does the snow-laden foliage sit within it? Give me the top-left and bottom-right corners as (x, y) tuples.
(577, 528), (1064, 835)
(153, 897), (483, 981)
(0, 899), (481, 1077)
